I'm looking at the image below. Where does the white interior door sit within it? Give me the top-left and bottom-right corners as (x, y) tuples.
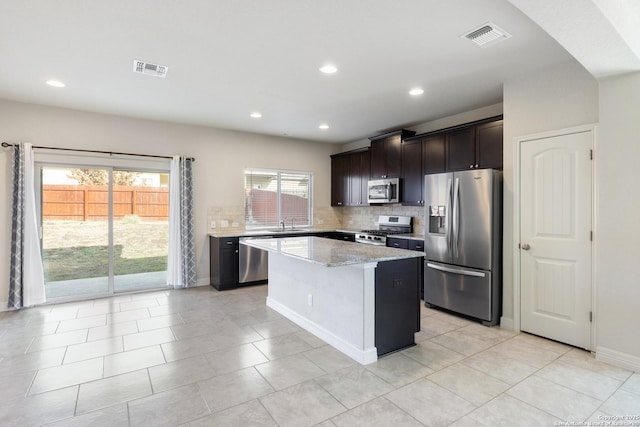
(520, 129), (593, 349)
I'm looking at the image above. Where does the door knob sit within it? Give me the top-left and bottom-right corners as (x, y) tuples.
(521, 243), (531, 250)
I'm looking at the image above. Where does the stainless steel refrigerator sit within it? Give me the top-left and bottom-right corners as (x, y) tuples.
(423, 169), (502, 326)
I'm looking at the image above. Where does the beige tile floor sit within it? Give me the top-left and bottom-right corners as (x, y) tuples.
(0, 284), (638, 426)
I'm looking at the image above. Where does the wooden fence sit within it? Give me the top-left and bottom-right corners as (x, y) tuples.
(245, 189), (309, 225)
(43, 185), (169, 221)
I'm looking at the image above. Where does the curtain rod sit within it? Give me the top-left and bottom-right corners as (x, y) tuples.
(1, 141), (195, 162)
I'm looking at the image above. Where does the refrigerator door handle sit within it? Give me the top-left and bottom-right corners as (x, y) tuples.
(445, 178), (453, 257)
(452, 177), (460, 258)
(426, 262), (486, 278)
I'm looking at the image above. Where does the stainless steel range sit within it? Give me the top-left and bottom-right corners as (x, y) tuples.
(355, 215), (412, 246)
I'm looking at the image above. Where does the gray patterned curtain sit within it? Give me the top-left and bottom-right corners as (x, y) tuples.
(8, 142), (46, 308)
(8, 144), (25, 308)
(167, 156), (196, 288)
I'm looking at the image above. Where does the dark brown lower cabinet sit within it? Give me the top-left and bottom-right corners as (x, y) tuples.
(210, 236), (239, 290)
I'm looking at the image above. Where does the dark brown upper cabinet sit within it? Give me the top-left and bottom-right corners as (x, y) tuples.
(349, 149), (370, 206)
(476, 120), (504, 169)
(370, 130), (416, 179)
(331, 148), (370, 207)
(446, 118), (503, 171)
(402, 134), (446, 206)
(331, 152), (350, 206)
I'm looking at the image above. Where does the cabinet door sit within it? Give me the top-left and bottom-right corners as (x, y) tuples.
(446, 127), (476, 171)
(220, 246), (239, 285)
(331, 154), (349, 206)
(370, 138), (387, 179)
(359, 150), (371, 205)
(401, 139), (423, 205)
(476, 120), (503, 169)
(423, 135), (446, 175)
(210, 236), (239, 290)
(349, 150), (370, 206)
(371, 135), (402, 178)
(385, 135), (403, 178)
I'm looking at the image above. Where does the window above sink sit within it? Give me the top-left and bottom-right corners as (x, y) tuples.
(244, 169), (313, 230)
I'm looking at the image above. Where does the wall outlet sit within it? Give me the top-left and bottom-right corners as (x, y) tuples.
(210, 220), (216, 228)
(231, 221), (239, 228)
(307, 294), (313, 307)
(317, 219), (324, 224)
(220, 220), (229, 228)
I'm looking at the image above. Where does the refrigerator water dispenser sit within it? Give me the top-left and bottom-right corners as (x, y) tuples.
(428, 205), (446, 234)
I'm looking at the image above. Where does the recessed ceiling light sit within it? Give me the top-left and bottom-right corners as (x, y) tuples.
(409, 88), (424, 96)
(45, 80), (65, 88)
(319, 124), (329, 130)
(250, 112), (262, 119)
(319, 64), (337, 74)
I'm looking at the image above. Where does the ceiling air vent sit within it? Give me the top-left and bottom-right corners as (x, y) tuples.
(463, 22), (511, 48)
(132, 60), (168, 78)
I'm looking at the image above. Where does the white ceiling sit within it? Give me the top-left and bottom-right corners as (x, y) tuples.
(0, 0), (637, 144)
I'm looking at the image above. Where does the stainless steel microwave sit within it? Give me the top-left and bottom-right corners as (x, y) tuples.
(367, 178), (399, 204)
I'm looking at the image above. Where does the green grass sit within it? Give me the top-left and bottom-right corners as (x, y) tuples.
(42, 220), (168, 282)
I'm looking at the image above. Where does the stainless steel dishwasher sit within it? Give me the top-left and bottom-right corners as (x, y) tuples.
(238, 236), (270, 283)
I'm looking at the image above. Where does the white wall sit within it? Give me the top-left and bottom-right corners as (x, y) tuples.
(0, 99), (338, 304)
(596, 72), (640, 363)
(502, 59), (599, 324)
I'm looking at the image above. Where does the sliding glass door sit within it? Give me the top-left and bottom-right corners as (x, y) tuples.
(112, 169), (169, 293)
(39, 165), (169, 301)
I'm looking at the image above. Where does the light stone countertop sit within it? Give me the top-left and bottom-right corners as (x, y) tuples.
(208, 228), (360, 238)
(241, 236), (424, 267)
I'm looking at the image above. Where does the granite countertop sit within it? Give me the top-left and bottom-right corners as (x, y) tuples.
(209, 228), (360, 238)
(241, 236), (424, 267)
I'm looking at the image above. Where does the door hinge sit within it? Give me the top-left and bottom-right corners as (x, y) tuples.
(590, 231), (593, 241)
(589, 311), (593, 322)
(590, 149), (593, 160)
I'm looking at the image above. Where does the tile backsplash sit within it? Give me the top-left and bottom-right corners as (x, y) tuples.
(341, 205), (424, 233)
(207, 204), (424, 234)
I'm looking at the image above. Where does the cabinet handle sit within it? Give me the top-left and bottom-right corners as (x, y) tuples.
(469, 164), (474, 169)
(475, 164), (479, 168)
(415, 246), (423, 250)
(337, 202), (342, 206)
(235, 250), (239, 253)
(226, 241), (233, 245)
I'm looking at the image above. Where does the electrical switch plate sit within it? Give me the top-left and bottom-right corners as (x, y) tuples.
(220, 220), (229, 228)
(210, 221), (216, 228)
(307, 294), (313, 307)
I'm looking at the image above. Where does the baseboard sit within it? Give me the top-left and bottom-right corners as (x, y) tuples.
(596, 346), (640, 373)
(500, 316), (515, 330)
(0, 301), (8, 312)
(195, 277), (210, 287)
(267, 297), (378, 365)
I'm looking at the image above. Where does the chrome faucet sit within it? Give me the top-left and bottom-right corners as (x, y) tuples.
(280, 218), (286, 231)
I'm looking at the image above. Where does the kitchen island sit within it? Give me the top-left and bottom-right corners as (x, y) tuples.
(241, 236), (423, 364)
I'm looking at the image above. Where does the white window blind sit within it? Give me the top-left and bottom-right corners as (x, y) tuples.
(244, 169), (312, 228)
